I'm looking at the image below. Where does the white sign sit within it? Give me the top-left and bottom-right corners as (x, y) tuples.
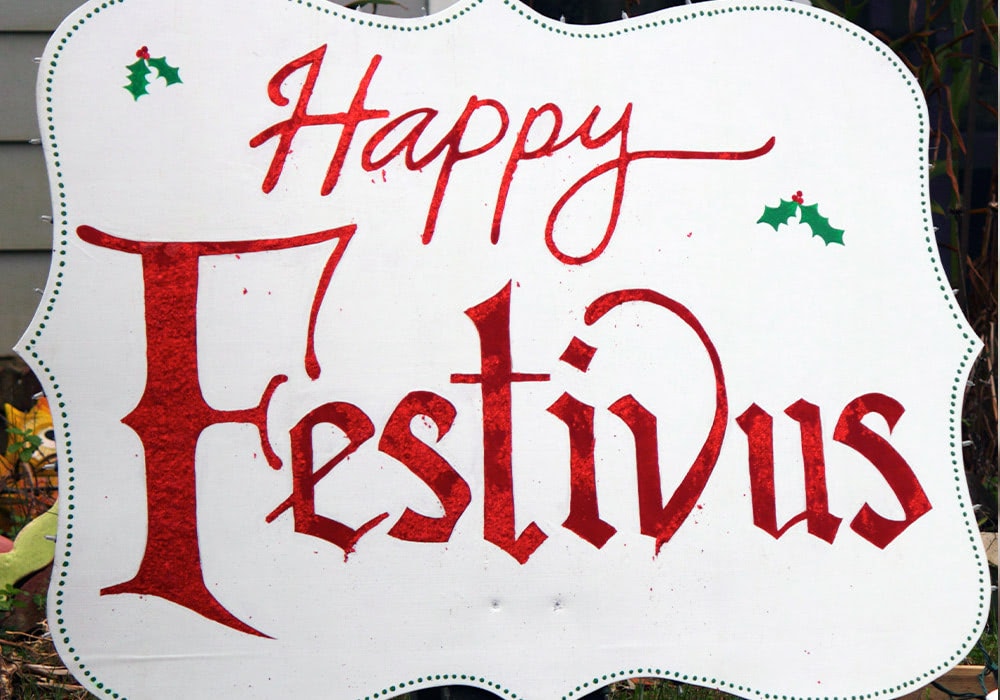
(25, 0), (988, 698)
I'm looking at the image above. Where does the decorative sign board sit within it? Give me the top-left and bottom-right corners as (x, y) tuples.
(24, 0), (989, 698)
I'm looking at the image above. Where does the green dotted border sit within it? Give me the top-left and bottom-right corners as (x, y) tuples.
(31, 2), (987, 700)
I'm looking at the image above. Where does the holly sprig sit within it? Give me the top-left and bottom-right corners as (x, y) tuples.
(124, 46), (182, 100)
(758, 190), (845, 246)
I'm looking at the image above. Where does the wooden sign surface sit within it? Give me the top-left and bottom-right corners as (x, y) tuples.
(24, 0), (989, 698)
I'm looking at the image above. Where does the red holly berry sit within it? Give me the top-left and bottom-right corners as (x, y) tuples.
(792, 190), (804, 205)
(136, 46), (150, 60)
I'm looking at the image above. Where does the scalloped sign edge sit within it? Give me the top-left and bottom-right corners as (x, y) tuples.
(26, 0), (989, 699)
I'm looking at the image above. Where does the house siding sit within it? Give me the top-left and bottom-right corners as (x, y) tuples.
(0, 13), (60, 354)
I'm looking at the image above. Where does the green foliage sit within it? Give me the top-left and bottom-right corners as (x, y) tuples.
(0, 514), (28, 543)
(4, 425), (41, 467)
(0, 585), (26, 614)
(0, 631), (94, 698)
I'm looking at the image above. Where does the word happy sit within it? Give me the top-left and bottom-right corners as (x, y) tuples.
(248, 46), (775, 264)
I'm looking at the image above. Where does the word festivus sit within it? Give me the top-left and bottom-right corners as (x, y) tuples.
(77, 216), (929, 637)
(30, 1), (988, 698)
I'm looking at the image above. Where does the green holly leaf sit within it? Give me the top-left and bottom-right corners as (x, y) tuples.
(799, 203), (845, 246)
(124, 58), (151, 100)
(757, 199), (799, 231)
(147, 56), (182, 86)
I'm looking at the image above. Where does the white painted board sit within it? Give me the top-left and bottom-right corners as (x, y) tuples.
(24, 1), (988, 698)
